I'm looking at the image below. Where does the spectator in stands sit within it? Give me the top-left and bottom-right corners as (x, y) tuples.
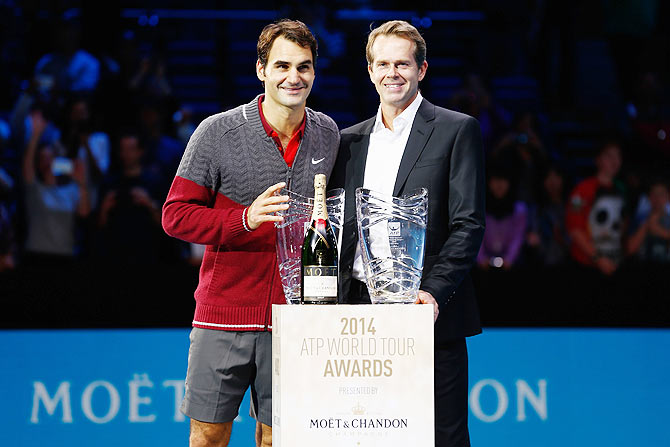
(449, 73), (511, 152)
(63, 96), (110, 172)
(97, 131), (162, 263)
(628, 72), (670, 168)
(137, 99), (182, 195)
(492, 111), (548, 203)
(0, 120), (13, 271)
(0, 118), (12, 174)
(22, 111), (90, 262)
(526, 165), (570, 266)
(129, 50), (172, 100)
(495, 112), (545, 154)
(626, 179), (670, 263)
(0, 119), (9, 151)
(478, 165), (528, 270)
(566, 140), (626, 275)
(173, 106), (196, 147)
(0, 166), (15, 271)
(10, 96), (61, 151)
(33, 18), (100, 95)
(62, 96), (111, 206)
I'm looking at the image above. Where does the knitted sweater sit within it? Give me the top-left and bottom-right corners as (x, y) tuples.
(162, 95), (340, 331)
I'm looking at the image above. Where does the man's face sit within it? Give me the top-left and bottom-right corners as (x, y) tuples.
(489, 176), (510, 199)
(368, 35), (427, 111)
(596, 145), (622, 179)
(544, 170), (563, 197)
(70, 101), (89, 123)
(119, 136), (143, 167)
(257, 36), (315, 110)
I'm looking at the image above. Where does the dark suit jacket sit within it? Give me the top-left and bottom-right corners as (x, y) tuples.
(329, 98), (486, 343)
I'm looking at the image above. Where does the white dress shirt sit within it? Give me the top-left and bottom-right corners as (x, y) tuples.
(352, 92), (424, 281)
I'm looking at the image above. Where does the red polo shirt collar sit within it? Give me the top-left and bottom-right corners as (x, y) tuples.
(258, 95), (306, 168)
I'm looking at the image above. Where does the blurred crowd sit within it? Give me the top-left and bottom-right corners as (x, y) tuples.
(0, 3), (669, 327)
(0, 12), (203, 266)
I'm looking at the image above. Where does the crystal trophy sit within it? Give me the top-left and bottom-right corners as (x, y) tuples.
(355, 187), (428, 304)
(275, 188), (345, 304)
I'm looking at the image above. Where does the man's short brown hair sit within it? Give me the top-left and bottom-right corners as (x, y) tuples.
(257, 19), (318, 68)
(366, 20), (427, 66)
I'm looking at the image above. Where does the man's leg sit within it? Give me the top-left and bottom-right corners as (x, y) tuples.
(251, 332), (273, 446)
(435, 338), (470, 447)
(255, 421), (272, 447)
(190, 420), (233, 447)
(182, 330), (256, 447)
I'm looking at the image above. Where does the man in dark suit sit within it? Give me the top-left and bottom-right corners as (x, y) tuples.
(329, 20), (485, 446)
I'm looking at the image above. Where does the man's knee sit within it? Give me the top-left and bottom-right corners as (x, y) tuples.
(255, 422), (272, 447)
(190, 419), (233, 447)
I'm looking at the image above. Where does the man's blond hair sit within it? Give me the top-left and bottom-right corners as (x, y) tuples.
(366, 20), (426, 66)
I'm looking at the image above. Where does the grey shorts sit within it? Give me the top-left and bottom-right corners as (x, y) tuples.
(180, 327), (272, 426)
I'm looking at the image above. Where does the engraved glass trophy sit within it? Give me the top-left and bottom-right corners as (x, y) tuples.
(355, 187), (428, 304)
(275, 188), (345, 304)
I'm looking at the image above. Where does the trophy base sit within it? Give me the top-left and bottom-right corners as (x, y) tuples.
(369, 291), (417, 305)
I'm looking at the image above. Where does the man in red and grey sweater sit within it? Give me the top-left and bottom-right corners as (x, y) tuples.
(162, 20), (339, 447)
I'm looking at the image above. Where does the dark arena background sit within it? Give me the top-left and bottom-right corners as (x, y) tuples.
(1, 2), (669, 446)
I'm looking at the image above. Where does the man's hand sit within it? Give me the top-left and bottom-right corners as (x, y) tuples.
(131, 187), (156, 209)
(72, 159), (87, 186)
(416, 290), (439, 323)
(246, 182), (289, 230)
(98, 191), (117, 227)
(595, 256), (617, 276)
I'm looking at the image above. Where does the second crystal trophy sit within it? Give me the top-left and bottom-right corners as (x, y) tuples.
(355, 187), (428, 304)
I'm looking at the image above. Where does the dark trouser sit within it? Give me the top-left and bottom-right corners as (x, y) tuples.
(349, 280), (471, 446)
(435, 339), (470, 447)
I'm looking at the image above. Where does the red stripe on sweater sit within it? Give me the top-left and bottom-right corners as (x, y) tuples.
(162, 176), (250, 246)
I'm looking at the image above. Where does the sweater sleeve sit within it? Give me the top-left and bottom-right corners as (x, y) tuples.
(161, 117), (248, 246)
(162, 176), (248, 245)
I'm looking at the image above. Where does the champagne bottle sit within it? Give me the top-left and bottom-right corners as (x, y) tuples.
(301, 174), (338, 304)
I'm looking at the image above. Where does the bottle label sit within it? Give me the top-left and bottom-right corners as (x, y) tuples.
(303, 266), (338, 299)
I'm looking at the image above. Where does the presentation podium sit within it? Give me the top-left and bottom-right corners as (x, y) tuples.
(272, 304), (434, 446)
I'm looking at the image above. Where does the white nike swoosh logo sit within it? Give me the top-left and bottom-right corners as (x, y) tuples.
(312, 157), (325, 165)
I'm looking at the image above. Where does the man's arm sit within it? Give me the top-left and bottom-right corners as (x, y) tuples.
(162, 175), (248, 245)
(22, 112), (47, 185)
(72, 159), (90, 218)
(161, 119), (248, 246)
(162, 119), (289, 245)
(626, 218), (648, 255)
(162, 177), (288, 246)
(419, 116), (486, 306)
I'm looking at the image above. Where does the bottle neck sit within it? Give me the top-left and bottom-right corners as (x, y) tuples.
(311, 186), (328, 222)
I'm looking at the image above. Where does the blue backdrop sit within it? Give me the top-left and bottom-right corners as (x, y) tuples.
(1, 328), (669, 446)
